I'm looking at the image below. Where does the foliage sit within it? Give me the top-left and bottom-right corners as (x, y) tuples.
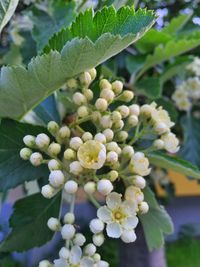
(0, 0), (19, 33)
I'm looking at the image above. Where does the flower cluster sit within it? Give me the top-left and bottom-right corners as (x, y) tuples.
(20, 67), (179, 266)
(172, 57), (200, 111)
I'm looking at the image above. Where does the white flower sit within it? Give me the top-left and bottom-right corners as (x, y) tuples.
(125, 186), (144, 204)
(77, 140), (106, 169)
(161, 133), (180, 153)
(186, 77), (200, 99)
(130, 152), (151, 176)
(97, 192), (138, 241)
(151, 106), (174, 128)
(97, 179), (113, 196)
(186, 57), (200, 76)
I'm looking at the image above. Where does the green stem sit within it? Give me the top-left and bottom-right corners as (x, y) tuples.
(87, 194), (101, 208)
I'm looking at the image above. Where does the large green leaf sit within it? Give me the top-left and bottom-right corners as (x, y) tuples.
(139, 186), (173, 251)
(180, 115), (200, 167)
(0, 193), (61, 252)
(0, 119), (49, 192)
(135, 77), (161, 99)
(0, 6), (156, 120)
(148, 151), (200, 180)
(0, 0), (19, 33)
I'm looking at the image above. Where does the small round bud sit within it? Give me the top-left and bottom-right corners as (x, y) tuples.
(95, 98), (108, 112)
(134, 175), (146, 189)
(121, 230), (137, 243)
(47, 217), (61, 231)
(97, 261), (109, 267)
(112, 80), (123, 94)
(100, 88), (115, 103)
(94, 133), (106, 143)
(106, 151), (118, 164)
(154, 122), (168, 135)
(30, 152), (43, 166)
(59, 247), (70, 259)
(83, 88), (94, 101)
(88, 68), (97, 80)
(92, 111), (101, 122)
(23, 135), (35, 147)
(66, 78), (78, 90)
(48, 143), (61, 156)
(64, 180), (78, 194)
(49, 170), (65, 188)
(41, 184), (56, 199)
(107, 142), (121, 154)
(115, 131), (128, 142)
(100, 115), (112, 128)
(47, 121), (59, 135)
(108, 170), (118, 182)
(59, 126), (70, 139)
(93, 253), (101, 262)
(129, 104), (140, 116)
(120, 90), (134, 102)
(100, 79), (112, 90)
(39, 260), (52, 267)
(113, 119), (124, 130)
(84, 182), (96, 194)
(35, 133), (50, 149)
(93, 234), (105, 246)
(69, 137), (83, 150)
(79, 71), (92, 87)
(117, 105), (130, 118)
(69, 161), (83, 175)
(64, 148), (76, 161)
(64, 212), (75, 224)
(103, 129), (114, 142)
(112, 111), (122, 122)
(139, 201), (149, 214)
(90, 219), (104, 234)
(97, 179), (113, 196)
(84, 243), (96, 256)
(77, 105), (89, 118)
(122, 145), (134, 157)
(128, 115), (139, 127)
(82, 132), (93, 142)
(20, 148), (32, 160)
(73, 92), (87, 105)
(140, 104), (153, 116)
(153, 139), (165, 149)
(73, 233), (86, 246)
(48, 159), (61, 171)
(61, 224), (75, 240)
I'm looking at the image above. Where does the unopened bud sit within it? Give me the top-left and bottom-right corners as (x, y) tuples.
(84, 182), (96, 194)
(23, 135), (35, 148)
(117, 105), (130, 118)
(69, 137), (83, 150)
(66, 78), (78, 90)
(49, 170), (65, 188)
(153, 139), (165, 149)
(97, 179), (113, 196)
(93, 234), (105, 247)
(48, 143), (61, 156)
(35, 133), (50, 149)
(20, 148), (32, 160)
(48, 159), (61, 171)
(79, 72), (92, 87)
(100, 88), (115, 103)
(108, 170), (118, 182)
(64, 180), (78, 194)
(82, 132), (93, 141)
(112, 80), (123, 95)
(61, 224), (76, 240)
(99, 79), (112, 90)
(64, 212), (75, 224)
(58, 126), (70, 139)
(128, 115), (138, 127)
(64, 148), (76, 160)
(47, 121), (59, 135)
(73, 92), (87, 105)
(103, 129), (114, 142)
(95, 98), (108, 112)
(88, 68), (97, 80)
(41, 184), (56, 199)
(77, 105), (89, 117)
(47, 217), (61, 231)
(139, 201), (149, 214)
(30, 152), (43, 166)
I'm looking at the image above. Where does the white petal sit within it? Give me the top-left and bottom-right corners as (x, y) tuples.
(106, 222), (122, 238)
(121, 229), (137, 243)
(54, 259), (69, 267)
(122, 216), (139, 230)
(122, 200), (137, 216)
(97, 206), (112, 222)
(81, 257), (94, 267)
(106, 192), (122, 210)
(69, 246), (82, 264)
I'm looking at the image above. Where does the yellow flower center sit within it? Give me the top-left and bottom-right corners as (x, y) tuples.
(112, 208), (127, 223)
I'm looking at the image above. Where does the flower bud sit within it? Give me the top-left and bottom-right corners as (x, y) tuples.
(97, 179), (113, 196)
(139, 201), (149, 214)
(48, 143), (61, 156)
(99, 79), (112, 90)
(84, 243), (96, 256)
(39, 260), (53, 267)
(108, 170), (118, 182)
(112, 111), (122, 122)
(73, 233), (86, 246)
(94, 133), (106, 143)
(59, 247), (70, 259)
(134, 175), (146, 189)
(106, 151), (118, 164)
(64, 180), (78, 194)
(41, 184), (56, 198)
(107, 142), (121, 154)
(100, 115), (112, 128)
(64, 148), (76, 160)
(121, 230), (137, 243)
(69, 161), (83, 175)
(79, 71), (92, 87)
(47, 121), (59, 135)
(23, 135), (35, 147)
(82, 132), (93, 141)
(129, 104), (140, 116)
(95, 98), (108, 112)
(122, 145), (134, 158)
(117, 105), (130, 118)
(49, 170), (65, 188)
(113, 119), (124, 130)
(154, 122), (168, 135)
(84, 182), (96, 194)
(64, 212), (75, 224)
(77, 105), (89, 117)
(83, 89), (94, 101)
(100, 88), (115, 103)
(61, 224), (75, 240)
(112, 80), (123, 95)
(97, 260), (109, 267)
(66, 78), (78, 90)
(140, 104), (153, 116)
(121, 90), (134, 102)
(48, 159), (61, 171)
(93, 234), (105, 246)
(90, 219), (104, 234)
(93, 253), (101, 262)
(30, 152), (43, 166)
(47, 217), (61, 231)
(35, 133), (50, 149)
(69, 137), (83, 150)
(115, 131), (128, 142)
(128, 115), (138, 127)
(58, 126), (70, 139)
(88, 68), (97, 80)
(92, 111), (101, 122)
(20, 148), (32, 160)
(103, 129), (114, 142)
(153, 139), (165, 149)
(73, 92), (87, 105)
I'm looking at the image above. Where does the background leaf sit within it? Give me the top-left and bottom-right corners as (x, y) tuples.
(0, 0), (19, 33)
(135, 77), (161, 99)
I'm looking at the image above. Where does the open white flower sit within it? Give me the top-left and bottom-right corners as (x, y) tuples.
(130, 152), (151, 176)
(161, 132), (180, 153)
(77, 140), (106, 169)
(151, 106), (174, 128)
(97, 192), (138, 242)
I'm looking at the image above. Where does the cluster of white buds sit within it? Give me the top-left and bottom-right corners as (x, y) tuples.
(20, 68), (179, 266)
(172, 57), (200, 111)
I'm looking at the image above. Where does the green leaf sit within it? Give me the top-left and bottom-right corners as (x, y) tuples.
(0, 119), (48, 192)
(0, 0), (19, 33)
(0, 7), (156, 120)
(29, 1), (76, 51)
(162, 12), (193, 35)
(125, 55), (145, 75)
(139, 186), (173, 251)
(148, 151), (200, 180)
(0, 193), (61, 252)
(135, 77), (161, 99)
(180, 115), (200, 167)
